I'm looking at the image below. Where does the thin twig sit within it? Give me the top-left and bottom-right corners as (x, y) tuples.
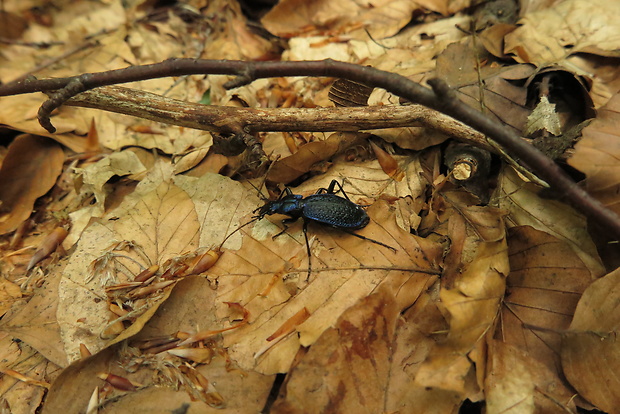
(63, 85), (493, 149)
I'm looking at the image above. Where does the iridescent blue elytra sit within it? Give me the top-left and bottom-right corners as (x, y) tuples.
(256, 191), (370, 229)
(254, 180), (395, 278)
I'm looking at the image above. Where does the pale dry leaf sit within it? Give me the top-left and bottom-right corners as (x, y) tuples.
(0, 268), (67, 367)
(497, 226), (589, 412)
(58, 178), (200, 361)
(504, 0), (620, 66)
(561, 267), (620, 413)
(202, 0), (276, 61)
(0, 339), (59, 414)
(0, 135), (64, 235)
(69, 277), (273, 414)
(567, 92), (620, 216)
(488, 338), (583, 412)
(496, 166), (605, 277)
(485, 340), (535, 414)
(0, 278), (22, 318)
(41, 347), (117, 414)
(262, 0), (420, 39)
(501, 226), (593, 369)
(386, 290), (464, 413)
(174, 173), (259, 250)
(436, 43), (532, 134)
(75, 150), (147, 216)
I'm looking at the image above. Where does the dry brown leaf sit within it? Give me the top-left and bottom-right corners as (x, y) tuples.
(496, 226), (591, 412)
(501, 226), (593, 365)
(436, 43), (533, 134)
(0, 278), (22, 318)
(266, 132), (369, 184)
(58, 178), (201, 361)
(56, 171), (256, 361)
(386, 289), (464, 413)
(415, 202), (508, 396)
(0, 268), (67, 367)
(271, 281), (460, 413)
(505, 0), (620, 66)
(561, 267), (620, 413)
(42, 277), (274, 414)
(0, 135), (64, 235)
(262, 0), (421, 39)
(567, 92), (620, 216)
(485, 339), (578, 413)
(0, 337), (59, 414)
(496, 166), (605, 277)
(202, 0), (277, 61)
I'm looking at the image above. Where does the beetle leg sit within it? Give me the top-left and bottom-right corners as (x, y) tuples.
(271, 217), (297, 240)
(339, 229), (396, 252)
(315, 180), (352, 201)
(303, 220), (312, 280)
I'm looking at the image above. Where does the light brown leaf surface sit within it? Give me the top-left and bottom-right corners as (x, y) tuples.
(0, 268), (67, 367)
(497, 226), (590, 412)
(562, 267), (620, 413)
(436, 43), (534, 135)
(496, 166), (605, 277)
(0, 135), (64, 234)
(414, 202), (508, 397)
(504, 0), (620, 66)
(0, 338), (59, 414)
(262, 0), (421, 39)
(271, 282), (463, 413)
(44, 277), (274, 414)
(58, 177), (200, 360)
(486, 338), (580, 413)
(568, 92), (620, 216)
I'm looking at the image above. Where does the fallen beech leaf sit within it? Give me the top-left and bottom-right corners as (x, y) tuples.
(568, 92), (620, 217)
(267, 132), (368, 184)
(262, 0), (421, 39)
(562, 267), (620, 412)
(489, 340), (578, 412)
(0, 278), (22, 317)
(0, 269), (68, 367)
(497, 166), (605, 277)
(501, 226), (592, 374)
(272, 282), (453, 413)
(58, 179), (200, 360)
(416, 202), (508, 396)
(504, 0), (620, 66)
(0, 135), (64, 234)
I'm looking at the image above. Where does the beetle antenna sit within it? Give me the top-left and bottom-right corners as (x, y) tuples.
(218, 216), (260, 251)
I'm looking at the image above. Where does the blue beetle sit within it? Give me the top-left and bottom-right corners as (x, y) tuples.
(255, 180), (395, 278)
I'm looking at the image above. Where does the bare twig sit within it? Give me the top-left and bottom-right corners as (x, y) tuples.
(63, 85), (493, 149)
(0, 58), (618, 237)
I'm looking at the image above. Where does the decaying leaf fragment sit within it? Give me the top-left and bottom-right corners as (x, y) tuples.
(562, 267), (620, 413)
(568, 92), (620, 217)
(0, 135), (64, 234)
(415, 202), (509, 398)
(272, 282), (454, 414)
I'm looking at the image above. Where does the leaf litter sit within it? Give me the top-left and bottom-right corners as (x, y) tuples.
(0, 0), (620, 413)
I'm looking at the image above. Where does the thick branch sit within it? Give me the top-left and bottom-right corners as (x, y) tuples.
(65, 86), (492, 150)
(1, 58), (619, 238)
